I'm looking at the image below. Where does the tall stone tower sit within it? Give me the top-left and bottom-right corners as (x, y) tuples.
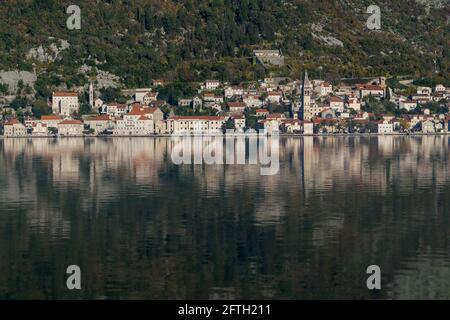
(89, 81), (94, 108)
(300, 71), (313, 120)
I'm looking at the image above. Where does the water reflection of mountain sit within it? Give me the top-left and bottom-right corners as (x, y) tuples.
(1, 136), (450, 299)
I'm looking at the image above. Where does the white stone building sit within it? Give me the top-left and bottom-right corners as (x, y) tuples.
(346, 96), (361, 111)
(113, 106), (164, 136)
(232, 115), (246, 132)
(377, 120), (394, 134)
(303, 121), (314, 135)
(143, 92), (158, 105)
(31, 123), (48, 136)
(316, 82), (333, 96)
(228, 102), (246, 114)
(399, 100), (417, 112)
(135, 88), (152, 103)
(260, 119), (280, 135)
(3, 119), (27, 137)
(329, 96), (345, 112)
(203, 93), (224, 104)
(40, 115), (64, 128)
(266, 92), (282, 104)
(105, 103), (127, 117)
(84, 114), (113, 135)
(421, 120), (435, 133)
(243, 94), (262, 108)
(435, 84), (446, 93)
(52, 92), (79, 116)
(359, 85), (385, 99)
(205, 80), (220, 90)
(58, 120), (84, 136)
(167, 116), (226, 135)
(225, 86), (244, 98)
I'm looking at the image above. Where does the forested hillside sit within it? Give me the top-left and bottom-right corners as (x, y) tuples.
(0, 0), (449, 95)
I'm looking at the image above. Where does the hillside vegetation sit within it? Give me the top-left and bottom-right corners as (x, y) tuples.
(0, 0), (448, 96)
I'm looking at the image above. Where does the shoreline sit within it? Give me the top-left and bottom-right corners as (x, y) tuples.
(2, 132), (450, 139)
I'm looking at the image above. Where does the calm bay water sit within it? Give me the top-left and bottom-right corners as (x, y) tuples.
(1, 136), (450, 299)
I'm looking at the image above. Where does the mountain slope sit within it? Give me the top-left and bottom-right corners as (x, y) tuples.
(0, 0), (448, 94)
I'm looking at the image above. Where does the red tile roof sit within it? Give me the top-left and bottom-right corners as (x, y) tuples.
(53, 91), (78, 97)
(41, 115), (63, 121)
(128, 106), (159, 116)
(32, 123), (47, 127)
(107, 102), (126, 107)
(5, 119), (21, 125)
(59, 120), (83, 125)
(169, 116), (225, 121)
(227, 102), (246, 108)
(87, 114), (111, 121)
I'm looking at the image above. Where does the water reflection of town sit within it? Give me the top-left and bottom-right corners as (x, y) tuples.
(1, 136), (450, 299)
(4, 136), (450, 198)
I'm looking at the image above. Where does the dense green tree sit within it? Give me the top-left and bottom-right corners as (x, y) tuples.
(10, 96), (27, 110)
(100, 87), (125, 103)
(32, 99), (51, 118)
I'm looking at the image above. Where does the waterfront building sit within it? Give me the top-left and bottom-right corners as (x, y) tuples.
(143, 92), (158, 105)
(58, 119), (84, 136)
(378, 120), (394, 134)
(113, 106), (164, 136)
(421, 120), (436, 134)
(259, 118), (280, 135)
(303, 121), (314, 135)
(281, 120), (303, 133)
(167, 116), (226, 135)
(105, 102), (127, 117)
(40, 115), (64, 128)
(31, 123), (48, 136)
(4, 119), (27, 137)
(232, 115), (246, 132)
(84, 114), (113, 135)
